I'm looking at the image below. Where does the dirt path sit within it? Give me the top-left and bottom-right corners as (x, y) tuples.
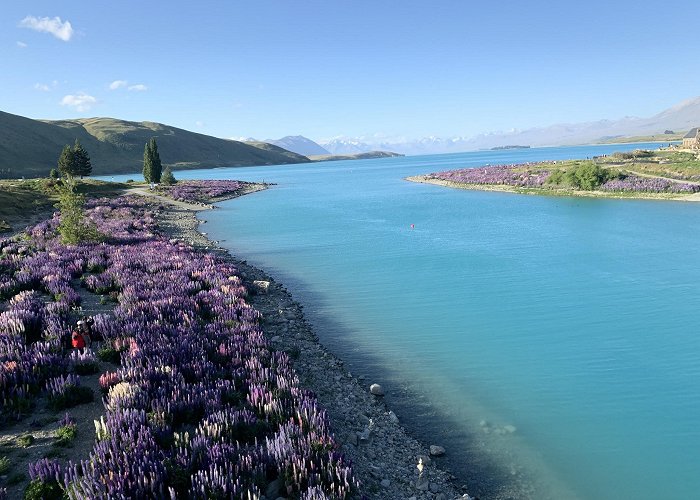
(0, 284), (116, 498)
(625, 169), (700, 185)
(122, 187), (214, 211)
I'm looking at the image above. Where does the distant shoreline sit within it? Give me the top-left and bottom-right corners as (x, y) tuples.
(406, 175), (700, 202)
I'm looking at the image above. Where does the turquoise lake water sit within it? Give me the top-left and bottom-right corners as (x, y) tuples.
(105, 143), (700, 499)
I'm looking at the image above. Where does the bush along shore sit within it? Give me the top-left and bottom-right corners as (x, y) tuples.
(408, 149), (700, 201)
(0, 180), (469, 499)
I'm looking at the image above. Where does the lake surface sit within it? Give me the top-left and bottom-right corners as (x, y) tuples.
(107, 143), (700, 499)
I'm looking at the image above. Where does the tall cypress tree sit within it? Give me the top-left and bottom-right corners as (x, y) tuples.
(149, 138), (162, 183)
(143, 141), (153, 182)
(142, 138), (163, 183)
(72, 139), (92, 178)
(57, 144), (75, 178)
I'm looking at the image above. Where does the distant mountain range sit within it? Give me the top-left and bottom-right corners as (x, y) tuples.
(266, 135), (330, 156)
(314, 96), (700, 155)
(0, 111), (308, 179)
(4, 95), (699, 179)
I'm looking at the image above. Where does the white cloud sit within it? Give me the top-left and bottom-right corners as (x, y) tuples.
(109, 81), (147, 91)
(19, 16), (74, 42)
(16, 41), (27, 48)
(34, 83), (51, 92)
(60, 93), (97, 112)
(109, 80), (128, 90)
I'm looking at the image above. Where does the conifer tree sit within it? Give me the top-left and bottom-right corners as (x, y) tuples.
(57, 145), (75, 178)
(161, 166), (176, 185)
(142, 142), (153, 183)
(142, 138), (163, 183)
(57, 177), (102, 244)
(72, 139), (92, 177)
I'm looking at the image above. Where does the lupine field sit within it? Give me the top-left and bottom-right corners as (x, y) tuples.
(157, 180), (245, 203)
(427, 164), (551, 188)
(426, 162), (700, 194)
(0, 195), (355, 498)
(599, 175), (700, 193)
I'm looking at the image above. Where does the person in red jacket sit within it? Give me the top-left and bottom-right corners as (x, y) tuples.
(71, 329), (86, 350)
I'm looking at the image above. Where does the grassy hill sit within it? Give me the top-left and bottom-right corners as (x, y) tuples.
(0, 111), (309, 179)
(597, 132), (686, 144)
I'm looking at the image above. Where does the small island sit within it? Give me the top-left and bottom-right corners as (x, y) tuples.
(308, 150), (404, 162)
(490, 145), (530, 150)
(408, 148), (700, 201)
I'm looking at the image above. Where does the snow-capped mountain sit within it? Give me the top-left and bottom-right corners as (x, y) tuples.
(266, 135), (330, 156)
(319, 96), (700, 156)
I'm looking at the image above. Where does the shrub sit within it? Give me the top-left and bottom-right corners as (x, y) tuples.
(0, 455), (10, 474)
(565, 163), (614, 190)
(546, 170), (568, 186)
(54, 424), (77, 447)
(97, 345), (122, 364)
(161, 167), (177, 186)
(24, 479), (63, 499)
(17, 434), (35, 448)
(57, 179), (103, 245)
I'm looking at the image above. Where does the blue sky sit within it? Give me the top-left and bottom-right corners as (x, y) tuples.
(2, 1), (699, 142)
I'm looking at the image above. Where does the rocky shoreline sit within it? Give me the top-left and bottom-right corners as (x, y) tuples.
(151, 185), (472, 500)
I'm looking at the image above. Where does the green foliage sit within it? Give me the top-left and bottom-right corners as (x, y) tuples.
(56, 140), (92, 178)
(613, 149), (653, 161)
(545, 170), (568, 186)
(0, 219), (10, 233)
(72, 139), (92, 177)
(49, 168), (59, 180)
(54, 424), (77, 447)
(24, 479), (64, 499)
(17, 434), (35, 448)
(565, 162), (614, 190)
(97, 345), (122, 364)
(57, 145), (75, 178)
(143, 138), (163, 183)
(47, 385), (94, 411)
(57, 178), (103, 245)
(0, 455), (10, 474)
(160, 166), (176, 185)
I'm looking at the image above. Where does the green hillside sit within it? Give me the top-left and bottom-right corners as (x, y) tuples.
(0, 110), (309, 179)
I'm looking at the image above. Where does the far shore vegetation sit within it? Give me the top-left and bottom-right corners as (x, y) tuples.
(410, 148), (700, 201)
(598, 132), (685, 144)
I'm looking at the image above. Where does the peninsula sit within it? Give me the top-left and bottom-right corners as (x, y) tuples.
(408, 148), (700, 201)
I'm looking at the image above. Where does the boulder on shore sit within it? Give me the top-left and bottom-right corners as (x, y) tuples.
(429, 445), (446, 457)
(369, 383), (384, 396)
(253, 280), (270, 294)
